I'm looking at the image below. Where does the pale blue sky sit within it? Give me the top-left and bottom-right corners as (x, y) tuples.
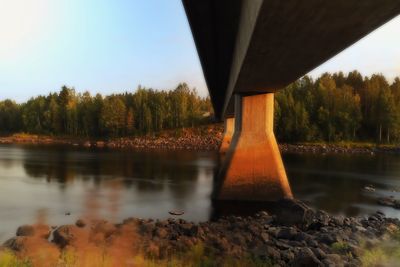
(1, 0), (400, 102)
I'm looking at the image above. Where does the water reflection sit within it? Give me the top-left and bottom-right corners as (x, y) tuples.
(24, 147), (218, 211)
(1, 144), (400, 242)
(285, 153), (400, 217)
(22, 146), (210, 198)
(0, 145), (217, 242)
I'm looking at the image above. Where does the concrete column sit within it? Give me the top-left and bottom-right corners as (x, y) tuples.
(219, 117), (235, 154)
(215, 93), (293, 201)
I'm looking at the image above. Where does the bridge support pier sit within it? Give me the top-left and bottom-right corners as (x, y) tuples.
(219, 117), (235, 154)
(215, 93), (293, 201)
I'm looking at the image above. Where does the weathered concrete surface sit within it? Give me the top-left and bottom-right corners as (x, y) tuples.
(215, 93), (293, 201)
(219, 117), (235, 154)
(183, 0), (400, 118)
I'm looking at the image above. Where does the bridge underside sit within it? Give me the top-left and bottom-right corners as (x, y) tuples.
(183, 0), (400, 201)
(183, 0), (400, 118)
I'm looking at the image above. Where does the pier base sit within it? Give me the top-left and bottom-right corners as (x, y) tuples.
(215, 93), (293, 201)
(219, 117), (235, 154)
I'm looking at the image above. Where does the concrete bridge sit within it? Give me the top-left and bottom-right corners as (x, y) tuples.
(183, 0), (400, 201)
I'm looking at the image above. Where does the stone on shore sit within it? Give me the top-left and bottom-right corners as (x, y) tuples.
(275, 198), (315, 227)
(16, 224), (50, 239)
(75, 219), (87, 228)
(3, 237), (29, 252)
(293, 247), (323, 267)
(52, 225), (88, 248)
(3, 199), (400, 266)
(16, 225), (35, 237)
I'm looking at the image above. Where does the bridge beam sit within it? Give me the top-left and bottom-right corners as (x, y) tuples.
(219, 117), (235, 154)
(215, 93), (292, 201)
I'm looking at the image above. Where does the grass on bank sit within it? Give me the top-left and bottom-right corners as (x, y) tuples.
(0, 243), (272, 267)
(4, 237), (400, 267)
(0, 250), (31, 267)
(360, 228), (400, 267)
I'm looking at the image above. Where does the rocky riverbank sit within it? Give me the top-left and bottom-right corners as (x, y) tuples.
(1, 126), (400, 154)
(0, 125), (223, 151)
(1, 199), (400, 266)
(279, 143), (400, 154)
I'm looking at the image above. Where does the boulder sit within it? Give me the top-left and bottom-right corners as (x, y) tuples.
(16, 225), (35, 237)
(179, 223), (196, 236)
(275, 199), (315, 227)
(35, 224), (51, 239)
(154, 228), (169, 239)
(325, 254), (343, 266)
(16, 224), (50, 239)
(277, 227), (298, 240)
(311, 247), (326, 259)
(3, 237), (29, 252)
(260, 232), (269, 243)
(231, 233), (247, 246)
(317, 233), (337, 245)
(281, 250), (295, 262)
(293, 247), (323, 267)
(53, 225), (87, 248)
(266, 246), (281, 261)
(139, 222), (155, 236)
(75, 219), (87, 228)
(92, 220), (117, 238)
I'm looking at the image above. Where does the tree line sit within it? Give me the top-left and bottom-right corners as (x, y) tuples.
(0, 83), (212, 137)
(1, 71), (400, 143)
(275, 71), (400, 143)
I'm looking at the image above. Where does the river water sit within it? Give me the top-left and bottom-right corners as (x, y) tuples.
(0, 144), (400, 241)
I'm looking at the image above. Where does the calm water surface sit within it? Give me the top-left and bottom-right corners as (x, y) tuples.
(1, 144), (400, 241)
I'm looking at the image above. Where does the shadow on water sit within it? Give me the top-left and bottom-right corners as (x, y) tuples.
(22, 145), (213, 200)
(211, 151), (400, 219)
(210, 200), (287, 221)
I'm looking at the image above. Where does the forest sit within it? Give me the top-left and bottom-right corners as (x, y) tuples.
(0, 71), (400, 143)
(0, 83), (212, 137)
(274, 71), (400, 143)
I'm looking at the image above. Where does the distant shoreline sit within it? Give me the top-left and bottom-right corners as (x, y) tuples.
(0, 127), (399, 154)
(280, 143), (400, 155)
(0, 124), (223, 151)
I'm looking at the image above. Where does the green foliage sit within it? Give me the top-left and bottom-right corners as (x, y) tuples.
(0, 84), (213, 137)
(1, 71), (400, 143)
(275, 71), (400, 143)
(0, 100), (22, 133)
(100, 96), (127, 136)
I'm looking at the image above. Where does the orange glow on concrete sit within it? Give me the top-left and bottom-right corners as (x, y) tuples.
(216, 93), (293, 201)
(219, 117), (235, 154)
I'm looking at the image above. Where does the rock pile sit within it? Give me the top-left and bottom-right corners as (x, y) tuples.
(279, 143), (400, 154)
(2, 199), (400, 266)
(0, 124), (223, 151)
